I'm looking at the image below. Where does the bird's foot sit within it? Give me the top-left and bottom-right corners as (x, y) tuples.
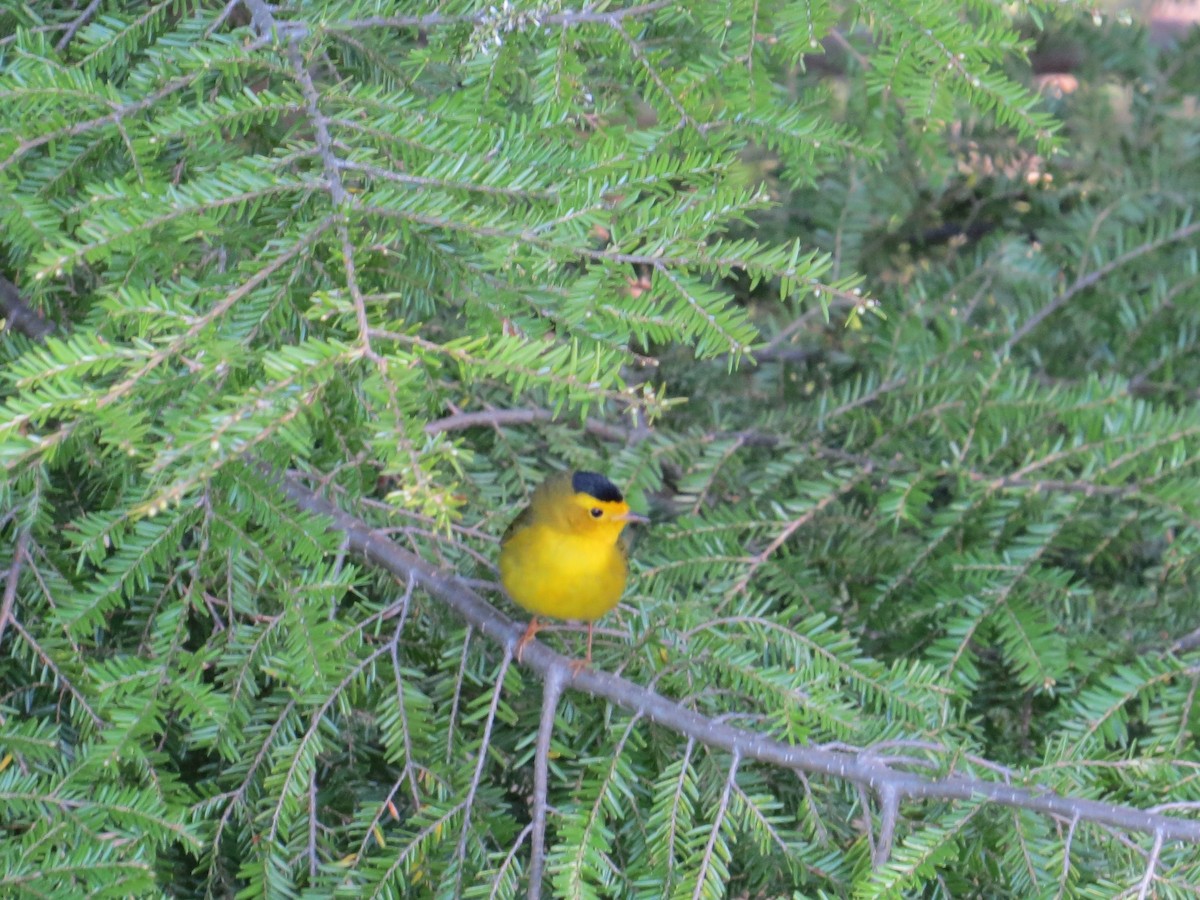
(568, 622), (595, 676)
(515, 617), (541, 662)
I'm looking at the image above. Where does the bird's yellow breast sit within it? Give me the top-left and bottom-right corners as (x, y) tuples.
(499, 521), (629, 622)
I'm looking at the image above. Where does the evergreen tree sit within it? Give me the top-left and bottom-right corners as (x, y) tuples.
(2, 1), (1199, 896)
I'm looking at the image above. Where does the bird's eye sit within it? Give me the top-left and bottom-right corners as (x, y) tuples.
(590, 508), (603, 518)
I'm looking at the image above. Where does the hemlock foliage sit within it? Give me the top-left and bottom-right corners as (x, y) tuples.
(2, 0), (1200, 896)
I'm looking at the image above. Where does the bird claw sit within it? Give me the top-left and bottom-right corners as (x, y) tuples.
(515, 617), (540, 662)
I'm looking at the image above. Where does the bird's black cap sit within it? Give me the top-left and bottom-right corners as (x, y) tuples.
(572, 471), (623, 503)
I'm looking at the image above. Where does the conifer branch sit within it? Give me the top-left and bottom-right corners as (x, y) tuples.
(243, 0), (375, 357)
(276, 472), (1200, 850)
(4, 3), (1199, 893)
(1006, 220), (1200, 350)
(728, 463), (874, 598)
(0, 72), (202, 174)
(7, 616), (105, 730)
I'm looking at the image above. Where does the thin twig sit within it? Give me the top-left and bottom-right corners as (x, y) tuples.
(528, 666), (566, 900)
(612, 20), (699, 132)
(9, 618), (105, 729)
(0, 530), (29, 651)
(1006, 220), (1200, 351)
(0, 73), (202, 175)
(857, 782), (876, 862)
(1055, 812), (1079, 900)
(1136, 828), (1163, 900)
(490, 822), (534, 899)
(691, 752), (740, 900)
(388, 575), (423, 810)
(446, 626), (473, 764)
(425, 406), (631, 444)
(308, 769), (320, 879)
(453, 648), (514, 897)
(243, 0), (375, 358)
(727, 463), (873, 598)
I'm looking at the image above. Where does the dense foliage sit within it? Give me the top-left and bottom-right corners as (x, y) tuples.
(2, 0), (1199, 896)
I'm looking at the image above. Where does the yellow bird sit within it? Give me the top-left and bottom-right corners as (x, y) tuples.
(499, 470), (648, 668)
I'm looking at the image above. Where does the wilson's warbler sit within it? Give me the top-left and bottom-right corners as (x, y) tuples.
(499, 470), (648, 668)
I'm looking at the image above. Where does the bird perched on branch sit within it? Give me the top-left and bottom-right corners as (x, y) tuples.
(499, 470), (648, 670)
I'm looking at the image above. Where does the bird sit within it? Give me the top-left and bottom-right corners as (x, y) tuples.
(498, 470), (648, 670)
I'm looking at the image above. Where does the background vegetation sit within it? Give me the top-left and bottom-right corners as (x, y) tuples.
(2, 0), (1200, 896)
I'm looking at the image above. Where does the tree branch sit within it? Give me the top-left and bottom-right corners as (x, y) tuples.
(0, 276), (54, 341)
(529, 666), (566, 899)
(1005, 220), (1200, 351)
(874, 784), (899, 868)
(1137, 828), (1163, 899)
(0, 73), (203, 175)
(274, 470), (1200, 849)
(243, 0), (377, 359)
(55, 0), (103, 53)
(454, 647), (513, 897)
(0, 530), (28, 653)
(425, 406), (631, 444)
(324, 2), (673, 33)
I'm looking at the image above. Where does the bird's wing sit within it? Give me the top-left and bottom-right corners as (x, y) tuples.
(502, 471), (574, 544)
(618, 527), (636, 559)
(501, 502), (535, 545)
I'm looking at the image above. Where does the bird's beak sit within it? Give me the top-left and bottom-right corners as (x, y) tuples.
(618, 511), (650, 524)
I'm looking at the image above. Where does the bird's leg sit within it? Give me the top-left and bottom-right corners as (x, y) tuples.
(515, 617), (541, 662)
(569, 622), (594, 677)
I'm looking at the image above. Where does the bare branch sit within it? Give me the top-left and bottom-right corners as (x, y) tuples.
(528, 666), (566, 900)
(0, 530), (28, 652)
(308, 769), (320, 879)
(274, 470), (1200, 847)
(1055, 812), (1080, 900)
(453, 648), (514, 897)
(1136, 828), (1163, 900)
(1169, 624), (1200, 655)
(874, 784), (900, 868)
(425, 406), (631, 443)
(692, 753), (740, 900)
